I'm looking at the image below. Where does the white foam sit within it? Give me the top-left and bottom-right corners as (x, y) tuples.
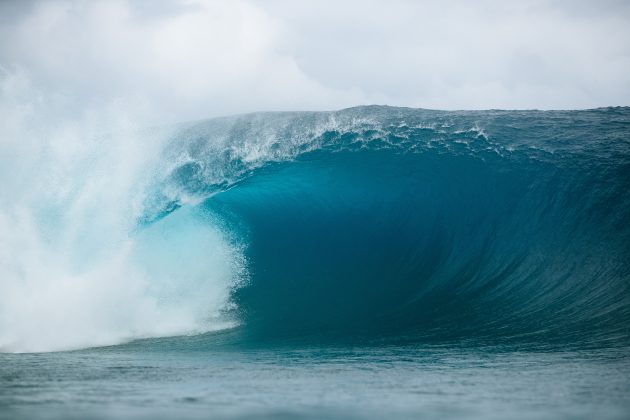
(0, 72), (245, 353)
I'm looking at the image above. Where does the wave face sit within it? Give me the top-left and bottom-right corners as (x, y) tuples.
(154, 106), (630, 348)
(2, 106), (629, 352)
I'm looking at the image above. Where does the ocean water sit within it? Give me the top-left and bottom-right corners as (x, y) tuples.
(1, 106), (630, 419)
(1, 343), (629, 420)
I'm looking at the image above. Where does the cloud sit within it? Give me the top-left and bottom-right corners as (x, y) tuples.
(0, 0), (629, 124)
(263, 0), (630, 110)
(0, 0), (362, 124)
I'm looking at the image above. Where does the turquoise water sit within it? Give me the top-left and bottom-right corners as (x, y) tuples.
(1, 106), (630, 418)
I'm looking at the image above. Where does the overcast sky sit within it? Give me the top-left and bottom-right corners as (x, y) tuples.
(1, 0), (629, 124)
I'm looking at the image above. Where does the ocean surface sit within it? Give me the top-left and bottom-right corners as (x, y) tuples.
(1, 106), (629, 419)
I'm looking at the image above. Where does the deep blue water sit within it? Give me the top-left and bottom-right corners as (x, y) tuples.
(1, 106), (630, 418)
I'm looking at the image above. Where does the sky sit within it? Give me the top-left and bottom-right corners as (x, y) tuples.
(1, 0), (629, 125)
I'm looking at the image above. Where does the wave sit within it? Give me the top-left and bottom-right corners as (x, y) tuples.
(156, 106), (630, 348)
(2, 106), (629, 352)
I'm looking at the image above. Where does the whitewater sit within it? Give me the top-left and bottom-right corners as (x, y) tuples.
(1, 106), (629, 419)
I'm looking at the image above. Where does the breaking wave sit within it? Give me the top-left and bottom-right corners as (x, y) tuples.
(2, 106), (630, 352)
